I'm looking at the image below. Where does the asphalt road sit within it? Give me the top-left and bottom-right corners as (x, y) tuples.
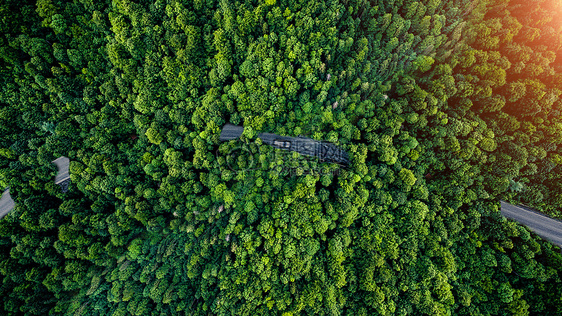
(0, 189), (15, 219)
(52, 156), (70, 184)
(500, 201), (562, 247)
(219, 124), (244, 141)
(219, 124), (350, 165)
(0, 156), (71, 219)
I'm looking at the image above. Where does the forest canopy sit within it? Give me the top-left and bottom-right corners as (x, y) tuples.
(1, 0), (562, 315)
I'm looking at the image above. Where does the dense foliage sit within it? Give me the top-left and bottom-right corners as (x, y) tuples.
(1, 0), (562, 315)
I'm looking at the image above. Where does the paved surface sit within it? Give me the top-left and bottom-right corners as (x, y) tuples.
(52, 156), (70, 184)
(220, 124), (350, 165)
(219, 124), (244, 141)
(0, 189), (15, 219)
(500, 201), (562, 247)
(0, 156), (71, 219)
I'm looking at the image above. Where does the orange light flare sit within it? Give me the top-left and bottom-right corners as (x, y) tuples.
(546, 0), (562, 28)
(530, 0), (562, 50)
(547, 1), (562, 51)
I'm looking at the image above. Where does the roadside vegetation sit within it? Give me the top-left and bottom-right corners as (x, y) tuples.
(1, 0), (562, 315)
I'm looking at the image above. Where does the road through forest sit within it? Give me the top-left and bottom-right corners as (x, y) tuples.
(500, 201), (562, 248)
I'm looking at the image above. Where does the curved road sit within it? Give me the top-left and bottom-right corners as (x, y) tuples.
(52, 156), (70, 184)
(219, 124), (350, 165)
(0, 189), (15, 219)
(500, 201), (562, 248)
(0, 156), (70, 219)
